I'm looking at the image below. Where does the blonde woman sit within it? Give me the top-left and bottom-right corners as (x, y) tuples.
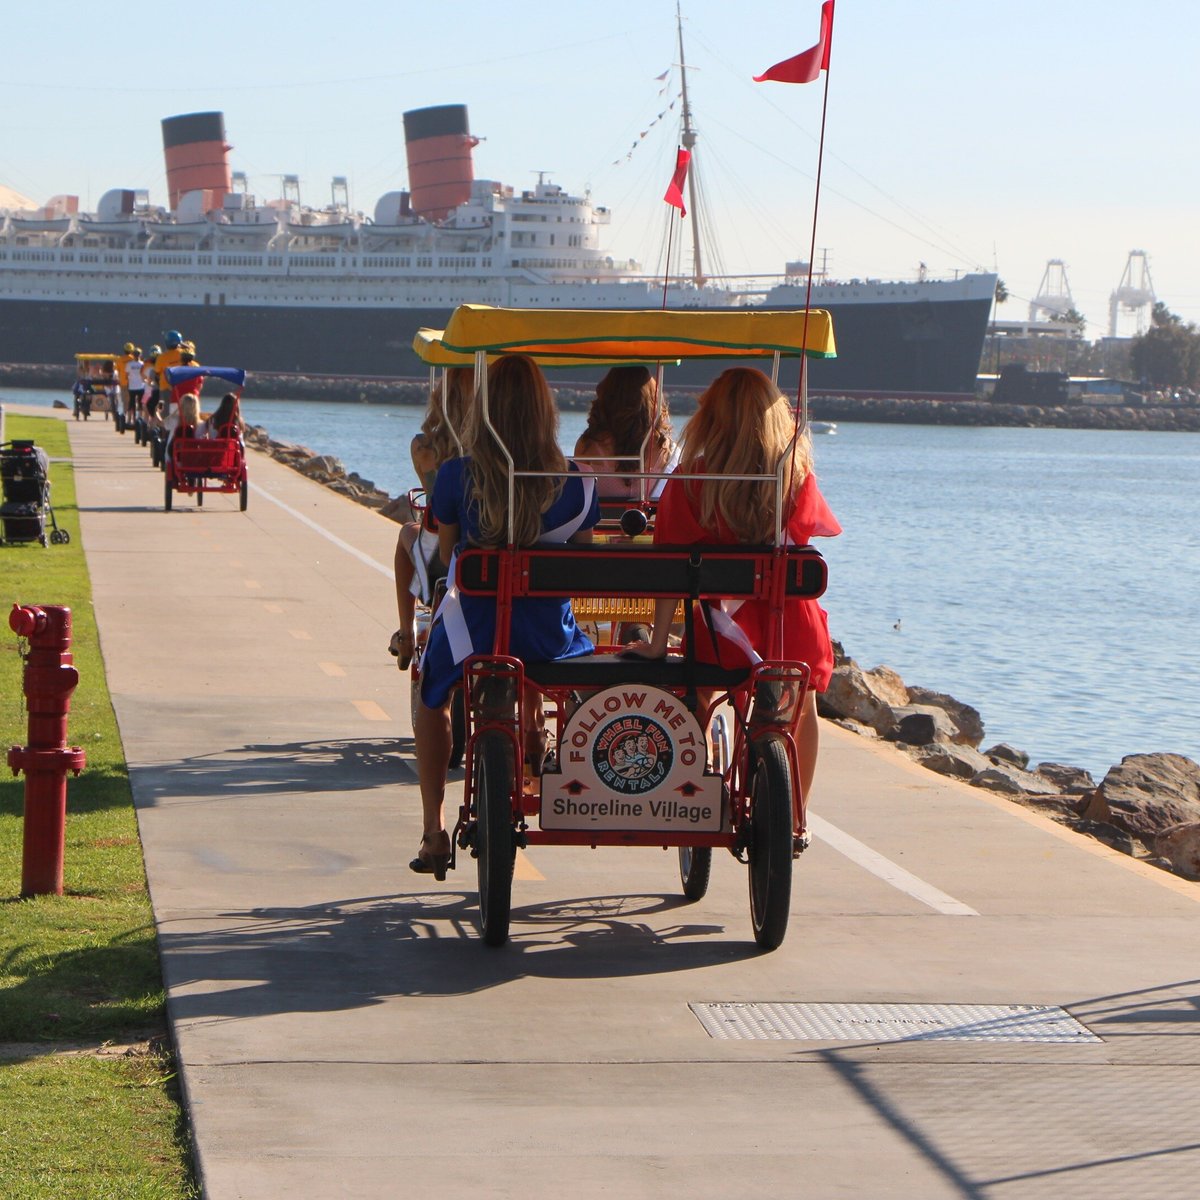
(624, 367), (841, 802)
(390, 367), (473, 668)
(573, 366), (676, 500)
(411, 355), (599, 878)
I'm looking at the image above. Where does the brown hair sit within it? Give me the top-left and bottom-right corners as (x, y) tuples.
(421, 366), (473, 468)
(467, 355), (566, 547)
(580, 366), (673, 470)
(678, 368), (812, 543)
(211, 393), (244, 434)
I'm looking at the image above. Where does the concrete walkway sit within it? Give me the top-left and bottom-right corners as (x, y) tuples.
(27, 407), (1200, 1197)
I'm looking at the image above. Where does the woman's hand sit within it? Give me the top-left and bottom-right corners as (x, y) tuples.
(620, 639), (667, 659)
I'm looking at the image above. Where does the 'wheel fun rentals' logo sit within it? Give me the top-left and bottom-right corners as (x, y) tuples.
(541, 685), (723, 832)
(592, 714), (673, 795)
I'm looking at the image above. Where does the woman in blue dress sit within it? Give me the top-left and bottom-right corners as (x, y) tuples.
(412, 354), (600, 879)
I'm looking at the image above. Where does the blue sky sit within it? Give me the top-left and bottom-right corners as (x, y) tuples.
(3, 0), (1196, 338)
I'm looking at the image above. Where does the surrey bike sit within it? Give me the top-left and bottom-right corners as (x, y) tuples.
(162, 366), (250, 512)
(430, 304), (836, 950)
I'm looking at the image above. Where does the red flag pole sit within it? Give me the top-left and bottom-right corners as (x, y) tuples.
(661, 208), (676, 310)
(795, 6), (835, 435)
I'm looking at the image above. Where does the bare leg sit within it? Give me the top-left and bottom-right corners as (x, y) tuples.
(794, 690), (820, 805)
(413, 696), (452, 839)
(393, 523), (420, 630)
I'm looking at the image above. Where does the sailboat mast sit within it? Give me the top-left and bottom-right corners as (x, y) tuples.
(676, 3), (705, 287)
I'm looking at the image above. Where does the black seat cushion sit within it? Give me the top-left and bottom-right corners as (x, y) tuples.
(524, 652), (749, 689)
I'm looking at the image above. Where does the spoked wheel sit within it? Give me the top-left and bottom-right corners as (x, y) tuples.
(164, 474), (173, 511)
(239, 475), (249, 511)
(196, 484), (204, 507)
(677, 711), (728, 900)
(747, 734), (794, 951)
(678, 845), (711, 901)
(473, 730), (517, 947)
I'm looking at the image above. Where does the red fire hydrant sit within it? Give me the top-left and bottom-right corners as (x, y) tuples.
(7, 604), (87, 897)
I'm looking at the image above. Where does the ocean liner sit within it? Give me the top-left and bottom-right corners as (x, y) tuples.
(0, 105), (996, 395)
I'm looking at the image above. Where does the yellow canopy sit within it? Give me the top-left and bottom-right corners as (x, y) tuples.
(413, 327), (680, 369)
(438, 305), (836, 361)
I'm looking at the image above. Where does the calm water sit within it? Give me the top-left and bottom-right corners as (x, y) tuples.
(8, 385), (1199, 778)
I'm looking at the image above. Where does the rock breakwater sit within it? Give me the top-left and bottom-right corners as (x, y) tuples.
(243, 424), (416, 523)
(819, 642), (1200, 881)
(5, 361), (1199, 430)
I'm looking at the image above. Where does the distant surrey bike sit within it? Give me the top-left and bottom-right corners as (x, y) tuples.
(162, 366), (250, 513)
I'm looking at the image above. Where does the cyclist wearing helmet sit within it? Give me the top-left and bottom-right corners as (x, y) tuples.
(155, 330), (191, 396)
(115, 341), (140, 427)
(143, 345), (163, 426)
(124, 346), (145, 428)
(161, 337), (201, 438)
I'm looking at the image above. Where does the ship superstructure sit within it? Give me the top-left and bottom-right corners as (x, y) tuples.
(0, 105), (996, 394)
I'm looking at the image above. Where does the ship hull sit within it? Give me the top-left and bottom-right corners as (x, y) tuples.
(0, 292), (992, 397)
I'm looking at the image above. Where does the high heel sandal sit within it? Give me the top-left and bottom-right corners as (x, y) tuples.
(524, 728), (552, 778)
(409, 831), (451, 881)
(388, 628), (414, 670)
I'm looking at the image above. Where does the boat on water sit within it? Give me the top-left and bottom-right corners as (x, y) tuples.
(0, 98), (995, 395)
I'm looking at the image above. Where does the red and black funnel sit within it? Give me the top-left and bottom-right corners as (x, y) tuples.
(161, 112), (232, 211)
(403, 105), (477, 221)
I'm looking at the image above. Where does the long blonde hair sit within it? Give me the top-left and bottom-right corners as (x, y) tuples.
(179, 394), (202, 430)
(678, 368), (811, 543)
(465, 355), (567, 547)
(421, 367), (473, 467)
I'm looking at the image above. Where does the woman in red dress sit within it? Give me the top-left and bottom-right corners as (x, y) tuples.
(624, 367), (841, 801)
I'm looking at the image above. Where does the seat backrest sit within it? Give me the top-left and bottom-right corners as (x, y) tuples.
(455, 543), (826, 601)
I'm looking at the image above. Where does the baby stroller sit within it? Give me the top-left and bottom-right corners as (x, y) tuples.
(0, 440), (69, 547)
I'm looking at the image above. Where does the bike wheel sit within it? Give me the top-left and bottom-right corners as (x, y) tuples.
(678, 845), (712, 901)
(240, 475), (249, 511)
(474, 730), (516, 947)
(677, 711), (727, 901)
(164, 474), (173, 512)
(747, 734), (793, 951)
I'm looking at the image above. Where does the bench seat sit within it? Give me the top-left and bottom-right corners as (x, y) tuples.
(524, 652), (749, 689)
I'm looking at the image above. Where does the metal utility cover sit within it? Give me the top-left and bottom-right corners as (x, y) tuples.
(690, 1002), (1101, 1043)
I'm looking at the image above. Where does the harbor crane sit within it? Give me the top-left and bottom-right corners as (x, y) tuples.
(1029, 259), (1076, 323)
(1108, 251), (1155, 338)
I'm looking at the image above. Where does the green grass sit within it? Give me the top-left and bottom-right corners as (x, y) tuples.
(1, 414), (196, 1197)
(0, 1049), (192, 1200)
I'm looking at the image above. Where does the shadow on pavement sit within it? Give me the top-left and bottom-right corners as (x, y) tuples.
(132, 738), (417, 801)
(160, 890), (753, 1018)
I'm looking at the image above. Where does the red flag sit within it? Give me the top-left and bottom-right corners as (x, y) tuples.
(663, 148), (691, 215)
(753, 0), (834, 84)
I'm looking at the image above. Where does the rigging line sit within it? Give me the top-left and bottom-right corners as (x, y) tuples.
(700, 110), (983, 270)
(695, 133), (798, 264)
(794, 8), (839, 439)
(587, 90), (684, 181)
(0, 28), (651, 95)
(686, 27), (986, 268)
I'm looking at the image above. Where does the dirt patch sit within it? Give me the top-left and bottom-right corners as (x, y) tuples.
(0, 1032), (163, 1062)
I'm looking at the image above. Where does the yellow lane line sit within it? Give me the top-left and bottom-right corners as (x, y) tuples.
(289, 629), (312, 641)
(514, 850), (545, 881)
(353, 700), (390, 721)
(262, 603), (283, 614)
(319, 662), (346, 677)
(244, 579), (262, 589)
